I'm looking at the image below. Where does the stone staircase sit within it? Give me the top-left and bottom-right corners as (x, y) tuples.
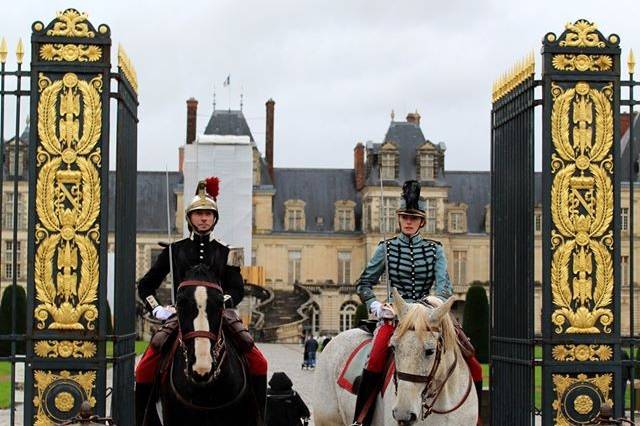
(256, 285), (312, 343)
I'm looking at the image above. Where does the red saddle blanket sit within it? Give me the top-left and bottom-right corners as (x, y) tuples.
(337, 338), (396, 397)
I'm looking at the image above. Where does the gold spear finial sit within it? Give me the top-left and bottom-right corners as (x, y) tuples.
(629, 49), (636, 75)
(16, 39), (24, 64)
(0, 38), (7, 64)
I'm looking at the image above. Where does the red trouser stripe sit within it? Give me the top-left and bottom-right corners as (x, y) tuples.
(136, 345), (160, 384)
(466, 353), (483, 382)
(366, 322), (395, 373)
(245, 346), (268, 375)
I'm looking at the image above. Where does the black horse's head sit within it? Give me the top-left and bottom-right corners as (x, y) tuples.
(176, 264), (225, 385)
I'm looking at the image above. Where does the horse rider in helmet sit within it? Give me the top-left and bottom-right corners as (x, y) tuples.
(135, 177), (268, 425)
(352, 180), (483, 426)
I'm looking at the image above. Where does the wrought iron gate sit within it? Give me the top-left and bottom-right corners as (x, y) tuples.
(491, 19), (639, 425)
(0, 8), (138, 425)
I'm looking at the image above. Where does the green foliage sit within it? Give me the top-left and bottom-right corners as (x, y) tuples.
(462, 284), (489, 363)
(354, 303), (368, 327)
(0, 285), (27, 356)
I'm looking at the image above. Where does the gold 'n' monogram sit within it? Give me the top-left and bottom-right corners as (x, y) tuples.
(33, 72), (102, 330)
(549, 81), (614, 334)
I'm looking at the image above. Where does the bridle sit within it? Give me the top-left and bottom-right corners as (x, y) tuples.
(176, 280), (227, 384)
(393, 331), (473, 420)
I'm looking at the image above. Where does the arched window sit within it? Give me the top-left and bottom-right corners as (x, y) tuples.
(308, 302), (320, 335)
(339, 301), (358, 332)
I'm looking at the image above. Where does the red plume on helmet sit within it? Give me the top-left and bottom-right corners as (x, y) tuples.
(205, 177), (220, 200)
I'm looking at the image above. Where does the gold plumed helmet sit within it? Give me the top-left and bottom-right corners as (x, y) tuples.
(186, 177), (219, 227)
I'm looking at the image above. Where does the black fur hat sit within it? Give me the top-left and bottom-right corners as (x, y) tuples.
(397, 180), (425, 218)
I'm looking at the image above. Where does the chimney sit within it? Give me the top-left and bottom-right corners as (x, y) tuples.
(406, 111), (421, 126)
(186, 98), (198, 144)
(354, 143), (365, 191)
(265, 99), (275, 181)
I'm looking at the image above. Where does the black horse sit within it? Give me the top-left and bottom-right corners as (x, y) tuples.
(145, 265), (260, 425)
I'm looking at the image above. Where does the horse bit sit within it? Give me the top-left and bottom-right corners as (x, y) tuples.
(176, 280), (227, 383)
(393, 334), (473, 420)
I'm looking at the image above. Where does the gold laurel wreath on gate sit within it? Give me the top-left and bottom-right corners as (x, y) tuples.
(33, 72), (102, 330)
(549, 82), (614, 334)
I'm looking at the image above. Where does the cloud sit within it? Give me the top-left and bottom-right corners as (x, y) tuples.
(3, 0), (639, 172)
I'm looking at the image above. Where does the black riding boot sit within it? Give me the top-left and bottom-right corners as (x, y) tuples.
(475, 379), (484, 426)
(251, 374), (267, 425)
(352, 369), (382, 426)
(135, 382), (152, 426)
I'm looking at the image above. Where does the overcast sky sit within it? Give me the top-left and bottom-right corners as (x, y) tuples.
(5, 1), (640, 171)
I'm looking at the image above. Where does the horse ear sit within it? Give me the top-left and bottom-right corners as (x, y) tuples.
(427, 296), (456, 326)
(392, 287), (408, 319)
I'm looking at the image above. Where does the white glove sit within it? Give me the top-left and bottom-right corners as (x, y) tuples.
(369, 301), (383, 318)
(152, 305), (176, 321)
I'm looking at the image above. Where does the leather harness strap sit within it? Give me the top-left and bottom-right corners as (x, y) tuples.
(394, 335), (473, 419)
(182, 330), (218, 341)
(177, 280), (223, 293)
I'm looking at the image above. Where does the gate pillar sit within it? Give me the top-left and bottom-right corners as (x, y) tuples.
(541, 20), (622, 424)
(20, 9), (138, 425)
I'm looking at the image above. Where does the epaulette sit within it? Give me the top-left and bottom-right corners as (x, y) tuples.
(227, 247), (244, 267)
(377, 236), (397, 246)
(423, 238), (442, 246)
(212, 236), (229, 247)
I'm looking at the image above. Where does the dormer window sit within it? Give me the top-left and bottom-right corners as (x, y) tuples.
(417, 143), (437, 181)
(334, 200), (356, 232)
(284, 199), (306, 231)
(420, 153), (435, 181)
(447, 204), (468, 234)
(380, 142), (398, 180)
(381, 152), (395, 180)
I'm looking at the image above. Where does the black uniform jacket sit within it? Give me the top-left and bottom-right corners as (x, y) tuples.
(137, 233), (244, 312)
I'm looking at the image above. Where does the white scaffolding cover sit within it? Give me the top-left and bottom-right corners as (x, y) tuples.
(182, 135), (252, 261)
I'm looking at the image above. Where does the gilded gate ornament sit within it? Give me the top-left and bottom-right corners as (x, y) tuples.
(46, 9), (95, 38)
(550, 81), (614, 334)
(39, 44), (102, 62)
(34, 340), (97, 358)
(552, 373), (612, 425)
(33, 72), (102, 330)
(552, 54), (613, 72)
(551, 344), (612, 361)
(33, 370), (96, 426)
(560, 20), (606, 48)
(118, 45), (138, 93)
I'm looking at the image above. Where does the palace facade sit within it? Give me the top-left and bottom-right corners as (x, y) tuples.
(2, 106), (639, 336)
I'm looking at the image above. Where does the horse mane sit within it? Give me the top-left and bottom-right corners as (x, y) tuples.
(394, 303), (457, 354)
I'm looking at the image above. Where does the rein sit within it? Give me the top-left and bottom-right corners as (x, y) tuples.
(393, 332), (473, 420)
(169, 339), (248, 411)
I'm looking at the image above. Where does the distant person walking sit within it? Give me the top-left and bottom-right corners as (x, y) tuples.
(304, 335), (319, 369)
(266, 372), (310, 426)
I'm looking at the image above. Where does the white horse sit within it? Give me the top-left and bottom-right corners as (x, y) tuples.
(313, 288), (478, 426)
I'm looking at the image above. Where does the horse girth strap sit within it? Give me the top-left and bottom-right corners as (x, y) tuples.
(178, 280), (223, 293)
